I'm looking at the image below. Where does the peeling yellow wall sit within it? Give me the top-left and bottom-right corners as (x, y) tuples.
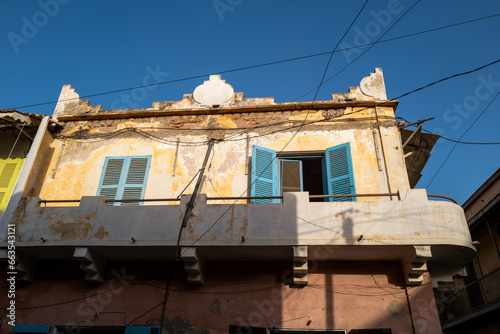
(36, 107), (409, 204)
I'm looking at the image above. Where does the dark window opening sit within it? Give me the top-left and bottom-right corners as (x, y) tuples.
(280, 157), (325, 202)
(251, 144), (355, 203)
(464, 261), (485, 308)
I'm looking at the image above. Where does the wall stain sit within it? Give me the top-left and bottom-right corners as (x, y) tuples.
(209, 298), (221, 315)
(49, 221), (92, 241)
(94, 226), (109, 240)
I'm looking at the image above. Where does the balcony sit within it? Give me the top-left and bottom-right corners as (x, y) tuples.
(437, 267), (500, 331)
(3, 189), (475, 284)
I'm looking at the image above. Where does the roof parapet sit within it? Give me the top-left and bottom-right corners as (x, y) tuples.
(53, 68), (389, 118)
(53, 84), (102, 120)
(346, 68), (388, 101)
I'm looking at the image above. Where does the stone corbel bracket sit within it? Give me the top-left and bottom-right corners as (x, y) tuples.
(181, 247), (205, 284)
(0, 249), (37, 282)
(73, 247), (107, 283)
(16, 252), (38, 282)
(406, 246), (432, 285)
(293, 246), (308, 285)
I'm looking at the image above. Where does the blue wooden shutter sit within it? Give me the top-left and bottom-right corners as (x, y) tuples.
(251, 145), (277, 203)
(325, 143), (356, 202)
(125, 326), (160, 334)
(97, 156), (151, 206)
(98, 157), (125, 206)
(121, 157), (151, 206)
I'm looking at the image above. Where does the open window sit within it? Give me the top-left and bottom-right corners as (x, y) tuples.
(251, 143), (355, 203)
(97, 156), (151, 206)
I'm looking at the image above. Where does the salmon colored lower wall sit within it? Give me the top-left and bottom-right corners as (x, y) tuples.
(0, 261), (441, 334)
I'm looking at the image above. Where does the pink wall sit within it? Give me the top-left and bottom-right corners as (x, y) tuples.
(1, 261), (441, 334)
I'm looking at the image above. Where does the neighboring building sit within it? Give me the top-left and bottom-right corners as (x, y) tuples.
(1, 70), (476, 334)
(0, 110), (42, 221)
(436, 168), (500, 333)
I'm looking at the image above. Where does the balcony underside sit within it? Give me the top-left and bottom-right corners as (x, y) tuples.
(1, 189), (476, 284)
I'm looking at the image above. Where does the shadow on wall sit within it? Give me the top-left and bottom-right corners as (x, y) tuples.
(30, 146), (54, 197)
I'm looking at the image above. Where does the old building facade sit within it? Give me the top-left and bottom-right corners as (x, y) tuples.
(1, 70), (475, 334)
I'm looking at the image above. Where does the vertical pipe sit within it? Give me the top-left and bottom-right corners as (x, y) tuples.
(245, 134), (250, 175)
(172, 138), (180, 177)
(181, 139), (214, 227)
(405, 287), (417, 334)
(373, 107), (393, 198)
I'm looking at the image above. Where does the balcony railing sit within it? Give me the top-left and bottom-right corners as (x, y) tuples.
(38, 192), (458, 206)
(437, 266), (500, 329)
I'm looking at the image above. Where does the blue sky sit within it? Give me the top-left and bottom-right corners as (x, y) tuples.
(1, 0), (499, 204)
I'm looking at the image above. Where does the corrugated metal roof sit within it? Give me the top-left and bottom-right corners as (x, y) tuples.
(0, 110), (43, 127)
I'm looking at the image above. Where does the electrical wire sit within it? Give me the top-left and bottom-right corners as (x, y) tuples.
(425, 91), (500, 188)
(396, 116), (500, 145)
(179, 0), (372, 257)
(54, 58), (500, 151)
(434, 136), (500, 145)
(126, 302), (163, 326)
(6, 50), (499, 316)
(180, 57), (500, 256)
(397, 60), (500, 100)
(127, 281), (416, 297)
(311, 0), (369, 102)
(293, 0), (421, 101)
(4, 283), (128, 310)
(272, 316), (311, 329)
(138, 5), (372, 323)
(7, 13), (500, 111)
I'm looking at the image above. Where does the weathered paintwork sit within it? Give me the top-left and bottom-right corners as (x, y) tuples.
(0, 69), (472, 333)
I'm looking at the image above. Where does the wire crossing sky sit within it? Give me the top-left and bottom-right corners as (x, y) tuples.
(1, 0), (499, 204)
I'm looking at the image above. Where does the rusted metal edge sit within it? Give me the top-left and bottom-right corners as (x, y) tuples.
(427, 194), (458, 204)
(39, 193), (458, 204)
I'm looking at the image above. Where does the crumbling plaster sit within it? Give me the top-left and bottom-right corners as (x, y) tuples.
(29, 70), (412, 208)
(36, 122), (407, 204)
